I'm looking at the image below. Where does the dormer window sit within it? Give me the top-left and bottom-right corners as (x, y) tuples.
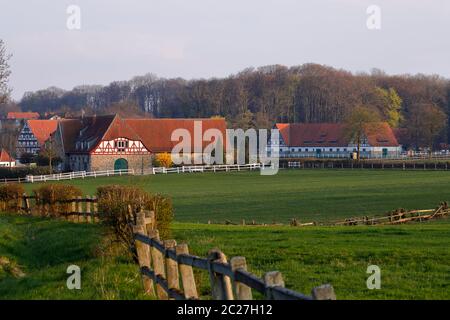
(115, 140), (128, 152)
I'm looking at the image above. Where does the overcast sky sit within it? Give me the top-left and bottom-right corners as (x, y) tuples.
(1, 0), (449, 100)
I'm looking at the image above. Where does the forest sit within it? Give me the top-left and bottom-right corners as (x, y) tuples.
(5, 63), (450, 150)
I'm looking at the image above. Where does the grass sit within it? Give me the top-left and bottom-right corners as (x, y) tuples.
(0, 214), (147, 299)
(24, 169), (450, 223)
(1, 213), (449, 299)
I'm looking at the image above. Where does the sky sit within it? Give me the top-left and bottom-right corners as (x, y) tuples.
(0, 0), (449, 100)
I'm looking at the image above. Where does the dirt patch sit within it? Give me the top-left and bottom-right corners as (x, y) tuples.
(0, 256), (26, 278)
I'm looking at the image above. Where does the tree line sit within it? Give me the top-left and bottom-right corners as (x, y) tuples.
(4, 59), (450, 151)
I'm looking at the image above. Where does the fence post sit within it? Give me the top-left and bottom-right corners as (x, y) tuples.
(148, 230), (168, 300)
(311, 284), (336, 300)
(164, 239), (180, 293)
(175, 243), (198, 299)
(77, 196), (84, 223)
(264, 271), (284, 300)
(133, 224), (156, 298)
(230, 256), (252, 300)
(69, 199), (77, 222)
(23, 193), (30, 214)
(92, 196), (99, 223)
(85, 196), (92, 223)
(207, 249), (234, 300)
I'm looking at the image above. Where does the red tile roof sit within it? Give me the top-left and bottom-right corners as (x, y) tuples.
(7, 112), (40, 120)
(0, 149), (14, 162)
(60, 115), (227, 154)
(27, 120), (59, 145)
(125, 118), (227, 153)
(275, 122), (399, 147)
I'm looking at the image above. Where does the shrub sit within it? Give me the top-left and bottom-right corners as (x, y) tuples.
(96, 185), (173, 249)
(0, 184), (25, 212)
(0, 166), (52, 179)
(33, 184), (82, 217)
(154, 152), (173, 168)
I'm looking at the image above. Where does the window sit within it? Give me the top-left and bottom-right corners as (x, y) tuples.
(329, 148), (333, 152)
(305, 148), (309, 152)
(115, 140), (128, 152)
(337, 148), (340, 152)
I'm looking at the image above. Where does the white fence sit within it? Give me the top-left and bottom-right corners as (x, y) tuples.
(151, 163), (265, 174)
(26, 169), (135, 183)
(1, 164), (267, 184)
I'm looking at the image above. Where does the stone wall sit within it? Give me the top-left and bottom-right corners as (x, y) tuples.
(90, 154), (152, 174)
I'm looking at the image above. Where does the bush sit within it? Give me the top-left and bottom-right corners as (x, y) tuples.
(154, 152), (173, 168)
(96, 185), (173, 249)
(33, 184), (82, 217)
(0, 166), (52, 179)
(0, 184), (25, 212)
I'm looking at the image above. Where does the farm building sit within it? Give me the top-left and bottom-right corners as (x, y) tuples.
(7, 112), (40, 121)
(16, 120), (58, 158)
(0, 149), (15, 167)
(54, 114), (227, 173)
(273, 122), (402, 158)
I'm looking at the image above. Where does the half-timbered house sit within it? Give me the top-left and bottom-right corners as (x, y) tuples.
(54, 114), (227, 173)
(16, 120), (58, 159)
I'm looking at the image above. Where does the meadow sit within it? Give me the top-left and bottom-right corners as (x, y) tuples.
(2, 169), (449, 300)
(1, 214), (448, 299)
(24, 169), (450, 223)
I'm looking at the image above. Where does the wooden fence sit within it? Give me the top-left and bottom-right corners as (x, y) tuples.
(8, 193), (100, 223)
(132, 210), (336, 300)
(330, 203), (449, 226)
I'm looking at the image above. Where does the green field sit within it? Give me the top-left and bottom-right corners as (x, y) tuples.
(1, 214), (448, 299)
(2, 169), (448, 300)
(24, 169), (450, 223)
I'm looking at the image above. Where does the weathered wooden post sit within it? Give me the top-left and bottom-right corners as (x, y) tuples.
(85, 196), (92, 223)
(22, 193), (30, 214)
(92, 196), (99, 223)
(133, 223), (156, 297)
(164, 240), (180, 293)
(148, 230), (168, 300)
(175, 243), (198, 299)
(230, 256), (252, 300)
(77, 196), (84, 223)
(70, 198), (77, 222)
(312, 284), (336, 300)
(264, 271), (285, 300)
(207, 249), (234, 300)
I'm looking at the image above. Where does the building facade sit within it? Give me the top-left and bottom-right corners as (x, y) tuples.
(54, 115), (227, 173)
(272, 122), (402, 158)
(16, 120), (58, 158)
(0, 149), (15, 167)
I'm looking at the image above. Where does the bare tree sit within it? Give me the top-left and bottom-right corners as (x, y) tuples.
(0, 39), (11, 104)
(40, 136), (58, 173)
(408, 104), (447, 154)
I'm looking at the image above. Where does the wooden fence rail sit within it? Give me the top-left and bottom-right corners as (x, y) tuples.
(4, 193), (100, 223)
(132, 210), (335, 301)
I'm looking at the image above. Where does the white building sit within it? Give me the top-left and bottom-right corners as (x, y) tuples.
(0, 149), (16, 167)
(273, 122), (402, 159)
